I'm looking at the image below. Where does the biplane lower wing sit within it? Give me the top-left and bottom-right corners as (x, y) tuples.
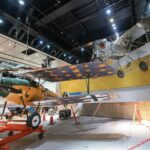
(28, 86), (150, 107)
(24, 62), (115, 82)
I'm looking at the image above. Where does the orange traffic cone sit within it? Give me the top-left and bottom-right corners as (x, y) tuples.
(42, 111), (46, 122)
(50, 115), (54, 125)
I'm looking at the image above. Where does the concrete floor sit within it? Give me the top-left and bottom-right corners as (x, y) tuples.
(1, 115), (150, 150)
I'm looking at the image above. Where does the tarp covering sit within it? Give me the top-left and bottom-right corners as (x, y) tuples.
(25, 62), (115, 82)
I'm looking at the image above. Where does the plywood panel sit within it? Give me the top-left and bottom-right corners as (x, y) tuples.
(81, 102), (150, 121)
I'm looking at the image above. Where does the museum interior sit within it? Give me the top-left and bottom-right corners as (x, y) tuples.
(0, 0), (150, 150)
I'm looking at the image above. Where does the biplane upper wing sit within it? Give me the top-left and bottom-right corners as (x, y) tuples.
(24, 62), (115, 82)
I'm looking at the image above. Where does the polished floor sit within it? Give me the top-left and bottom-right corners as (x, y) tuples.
(2, 115), (150, 150)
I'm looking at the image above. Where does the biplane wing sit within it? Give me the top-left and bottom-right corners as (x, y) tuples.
(28, 86), (150, 107)
(28, 94), (116, 106)
(24, 62), (115, 82)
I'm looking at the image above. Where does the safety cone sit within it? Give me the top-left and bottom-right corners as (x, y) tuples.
(42, 111), (46, 122)
(49, 115), (54, 125)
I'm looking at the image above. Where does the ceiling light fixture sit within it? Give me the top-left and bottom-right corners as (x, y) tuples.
(0, 18), (3, 24)
(81, 47), (84, 52)
(8, 43), (12, 47)
(19, 0), (25, 6)
(106, 9), (111, 15)
(47, 44), (50, 49)
(0, 48), (3, 51)
(39, 40), (43, 45)
(112, 24), (116, 27)
(64, 53), (67, 57)
(113, 26), (117, 30)
(110, 18), (114, 23)
(56, 0), (61, 4)
(69, 56), (72, 59)
(76, 60), (79, 63)
(17, 17), (21, 20)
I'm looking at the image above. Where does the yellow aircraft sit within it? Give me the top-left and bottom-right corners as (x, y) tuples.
(0, 62), (115, 128)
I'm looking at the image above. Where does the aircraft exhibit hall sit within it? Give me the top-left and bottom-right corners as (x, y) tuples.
(0, 0), (150, 150)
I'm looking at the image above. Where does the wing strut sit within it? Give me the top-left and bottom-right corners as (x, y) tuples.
(86, 76), (90, 95)
(20, 96), (29, 118)
(36, 102), (41, 112)
(85, 76), (98, 101)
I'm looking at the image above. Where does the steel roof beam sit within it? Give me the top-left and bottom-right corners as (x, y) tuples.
(35, 0), (93, 26)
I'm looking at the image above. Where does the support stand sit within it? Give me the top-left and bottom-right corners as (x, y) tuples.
(20, 96), (28, 118)
(86, 77), (90, 95)
(132, 103), (142, 124)
(36, 102), (41, 112)
(71, 106), (80, 125)
(0, 122), (45, 150)
(0, 98), (44, 150)
(92, 103), (101, 120)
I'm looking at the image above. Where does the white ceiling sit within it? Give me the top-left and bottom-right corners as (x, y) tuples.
(0, 34), (68, 68)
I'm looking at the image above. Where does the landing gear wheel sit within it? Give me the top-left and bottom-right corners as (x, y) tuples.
(139, 61), (148, 71)
(117, 70), (124, 78)
(26, 112), (41, 129)
(8, 131), (14, 136)
(38, 133), (44, 140)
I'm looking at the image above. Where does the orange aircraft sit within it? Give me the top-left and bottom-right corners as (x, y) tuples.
(0, 62), (115, 128)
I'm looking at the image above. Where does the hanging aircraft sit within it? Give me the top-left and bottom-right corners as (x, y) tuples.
(0, 59), (33, 72)
(0, 13), (149, 129)
(92, 15), (150, 78)
(0, 62), (115, 128)
(0, 53), (149, 130)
